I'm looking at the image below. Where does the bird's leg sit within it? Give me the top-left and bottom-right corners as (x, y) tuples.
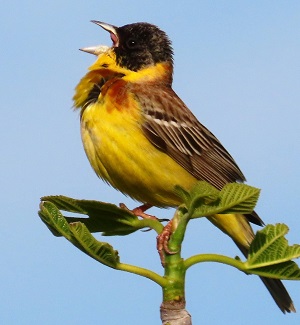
(120, 202), (175, 265)
(132, 203), (156, 219)
(157, 220), (178, 266)
(119, 203), (169, 222)
(119, 203), (157, 219)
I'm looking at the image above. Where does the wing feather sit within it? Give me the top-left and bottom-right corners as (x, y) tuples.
(132, 84), (263, 225)
(134, 85), (245, 189)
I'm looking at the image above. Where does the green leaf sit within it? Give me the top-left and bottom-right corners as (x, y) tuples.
(175, 182), (219, 211)
(69, 222), (120, 268)
(219, 183), (260, 214)
(245, 224), (300, 280)
(246, 261), (300, 280)
(39, 201), (73, 240)
(248, 224), (300, 267)
(38, 201), (120, 268)
(189, 181), (220, 202)
(185, 182), (260, 218)
(41, 195), (145, 236)
(188, 182), (220, 217)
(173, 185), (191, 206)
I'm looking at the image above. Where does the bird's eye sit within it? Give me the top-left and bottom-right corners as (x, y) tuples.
(126, 38), (138, 49)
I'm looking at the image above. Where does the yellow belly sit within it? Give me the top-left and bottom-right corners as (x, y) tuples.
(80, 94), (253, 250)
(81, 101), (197, 207)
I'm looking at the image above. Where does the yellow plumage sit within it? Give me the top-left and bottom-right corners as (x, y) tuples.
(76, 53), (192, 206)
(74, 49), (254, 252)
(73, 21), (294, 312)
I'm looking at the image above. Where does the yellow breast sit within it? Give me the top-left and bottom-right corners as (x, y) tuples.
(80, 81), (196, 207)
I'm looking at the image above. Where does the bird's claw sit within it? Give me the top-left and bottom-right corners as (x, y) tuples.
(119, 203), (176, 265)
(157, 220), (178, 266)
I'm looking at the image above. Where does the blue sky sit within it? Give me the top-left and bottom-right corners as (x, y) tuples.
(1, 1), (300, 324)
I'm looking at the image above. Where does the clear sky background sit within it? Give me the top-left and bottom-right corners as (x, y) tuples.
(1, 1), (300, 324)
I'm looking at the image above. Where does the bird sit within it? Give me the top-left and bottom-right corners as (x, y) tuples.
(73, 20), (295, 313)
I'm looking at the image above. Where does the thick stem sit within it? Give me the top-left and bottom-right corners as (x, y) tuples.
(160, 300), (192, 325)
(161, 254), (191, 324)
(160, 208), (192, 324)
(163, 254), (186, 301)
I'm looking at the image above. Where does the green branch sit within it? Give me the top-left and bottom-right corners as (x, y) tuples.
(117, 263), (167, 287)
(137, 218), (165, 235)
(38, 181), (300, 322)
(184, 253), (246, 272)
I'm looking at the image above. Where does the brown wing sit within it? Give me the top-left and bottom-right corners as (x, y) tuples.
(133, 85), (263, 226)
(134, 85), (246, 189)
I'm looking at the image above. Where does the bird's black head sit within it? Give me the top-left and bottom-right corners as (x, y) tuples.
(91, 21), (173, 72)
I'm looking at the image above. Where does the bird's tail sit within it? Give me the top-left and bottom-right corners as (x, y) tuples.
(209, 213), (295, 313)
(260, 276), (296, 313)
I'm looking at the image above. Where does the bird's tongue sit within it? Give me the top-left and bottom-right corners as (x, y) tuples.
(110, 32), (118, 47)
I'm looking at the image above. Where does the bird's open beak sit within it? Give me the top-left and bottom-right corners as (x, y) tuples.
(79, 45), (110, 55)
(80, 20), (119, 55)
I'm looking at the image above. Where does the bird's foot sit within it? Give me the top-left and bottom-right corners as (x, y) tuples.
(120, 203), (174, 264)
(119, 203), (169, 222)
(157, 220), (178, 266)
